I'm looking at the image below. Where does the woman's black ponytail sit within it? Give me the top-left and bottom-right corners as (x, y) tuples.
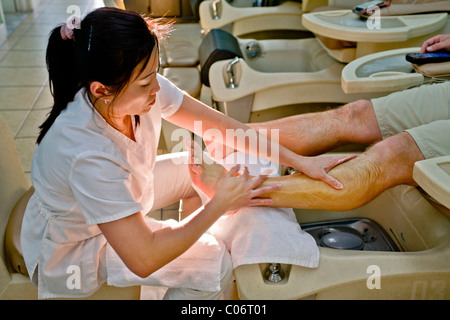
(37, 7), (168, 144)
(37, 26), (82, 144)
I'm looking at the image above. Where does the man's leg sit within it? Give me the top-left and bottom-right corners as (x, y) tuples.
(194, 83), (448, 211)
(189, 132), (425, 212)
(248, 99), (382, 156)
(259, 131), (424, 211)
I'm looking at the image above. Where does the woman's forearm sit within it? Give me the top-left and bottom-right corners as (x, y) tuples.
(168, 93), (295, 165)
(98, 198), (228, 279)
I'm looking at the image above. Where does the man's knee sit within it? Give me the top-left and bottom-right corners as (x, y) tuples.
(339, 99), (373, 122)
(366, 132), (425, 186)
(337, 99), (381, 143)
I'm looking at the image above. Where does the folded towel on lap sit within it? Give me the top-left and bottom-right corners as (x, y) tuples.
(197, 150), (320, 269)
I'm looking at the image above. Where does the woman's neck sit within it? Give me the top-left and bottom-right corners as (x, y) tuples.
(88, 92), (136, 141)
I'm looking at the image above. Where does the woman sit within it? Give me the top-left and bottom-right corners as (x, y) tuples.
(21, 7), (350, 299)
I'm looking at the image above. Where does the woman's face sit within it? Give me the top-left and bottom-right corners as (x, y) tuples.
(109, 48), (161, 118)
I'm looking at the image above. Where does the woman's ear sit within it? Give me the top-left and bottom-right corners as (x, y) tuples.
(89, 81), (111, 100)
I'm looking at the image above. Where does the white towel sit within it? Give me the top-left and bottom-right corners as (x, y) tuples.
(105, 217), (226, 292)
(197, 150), (320, 269)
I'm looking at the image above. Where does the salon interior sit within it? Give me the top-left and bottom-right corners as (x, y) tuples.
(0, 0), (449, 300)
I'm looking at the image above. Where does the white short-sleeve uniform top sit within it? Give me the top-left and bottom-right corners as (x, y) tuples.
(21, 74), (184, 299)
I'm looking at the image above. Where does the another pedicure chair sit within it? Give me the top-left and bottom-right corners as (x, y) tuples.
(199, 10), (448, 122)
(197, 0), (311, 39)
(302, 10), (449, 63)
(341, 47), (437, 94)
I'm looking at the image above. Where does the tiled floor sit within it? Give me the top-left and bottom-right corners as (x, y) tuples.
(3, 12), (29, 37)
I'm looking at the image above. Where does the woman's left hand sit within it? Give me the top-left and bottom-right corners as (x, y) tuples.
(293, 154), (356, 190)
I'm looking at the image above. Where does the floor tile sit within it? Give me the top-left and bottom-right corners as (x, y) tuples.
(12, 35), (48, 50)
(0, 67), (47, 86)
(162, 208), (180, 221)
(0, 86), (42, 110)
(0, 50), (7, 61)
(0, 50), (46, 67)
(16, 108), (50, 138)
(7, 22), (31, 38)
(24, 23), (55, 36)
(34, 14), (72, 26)
(0, 35), (21, 51)
(0, 109), (29, 136)
(147, 210), (163, 220)
(33, 86), (53, 109)
(4, 12), (29, 36)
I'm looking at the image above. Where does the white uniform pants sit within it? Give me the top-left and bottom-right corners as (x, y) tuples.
(148, 152), (233, 299)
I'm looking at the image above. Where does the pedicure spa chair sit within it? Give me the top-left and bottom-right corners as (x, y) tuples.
(196, 0), (309, 39)
(194, 3), (450, 299)
(234, 156), (450, 299)
(195, 0), (402, 40)
(198, 8), (449, 123)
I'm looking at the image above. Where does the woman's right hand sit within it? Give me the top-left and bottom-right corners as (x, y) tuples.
(187, 137), (281, 213)
(211, 165), (281, 213)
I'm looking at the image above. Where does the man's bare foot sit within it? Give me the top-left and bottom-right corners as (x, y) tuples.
(186, 138), (226, 199)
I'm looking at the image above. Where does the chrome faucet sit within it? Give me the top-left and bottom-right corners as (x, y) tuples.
(226, 57), (240, 89)
(264, 263), (284, 282)
(212, 0), (221, 20)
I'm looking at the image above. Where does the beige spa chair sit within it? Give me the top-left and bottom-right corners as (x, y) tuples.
(198, 0), (309, 38)
(197, 0), (447, 38)
(234, 155), (450, 299)
(234, 156), (450, 300)
(203, 34), (377, 123)
(307, 1), (450, 94)
(235, 177), (450, 299)
(303, 1), (450, 63)
(341, 47), (450, 94)
(0, 116), (141, 299)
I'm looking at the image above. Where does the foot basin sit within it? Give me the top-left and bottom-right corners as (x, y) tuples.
(205, 36), (383, 122)
(234, 156), (450, 299)
(302, 218), (399, 252)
